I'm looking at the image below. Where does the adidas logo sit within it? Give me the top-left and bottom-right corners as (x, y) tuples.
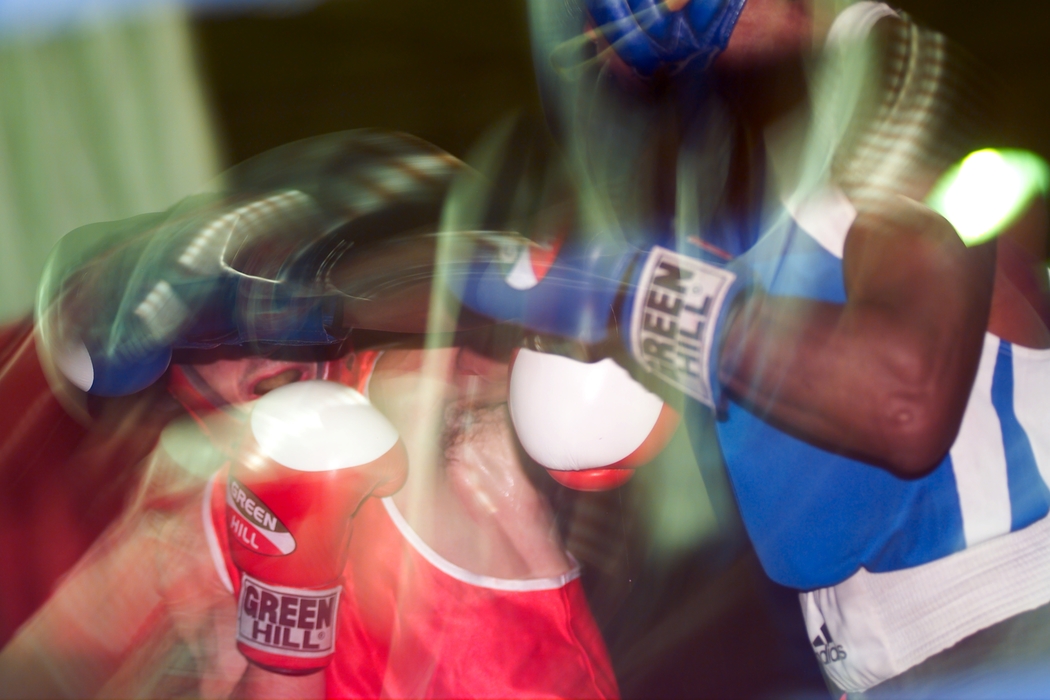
(812, 623), (847, 664)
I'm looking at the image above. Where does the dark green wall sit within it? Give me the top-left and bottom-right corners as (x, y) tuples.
(193, 0), (540, 165)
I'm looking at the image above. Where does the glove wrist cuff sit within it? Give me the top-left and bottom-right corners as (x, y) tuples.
(624, 245), (748, 410)
(235, 573), (342, 673)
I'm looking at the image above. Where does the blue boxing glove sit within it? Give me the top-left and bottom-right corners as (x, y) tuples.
(38, 131), (463, 396)
(457, 231), (747, 410)
(42, 190), (337, 396)
(586, 0), (748, 76)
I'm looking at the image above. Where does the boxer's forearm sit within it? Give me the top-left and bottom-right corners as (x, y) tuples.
(0, 515), (171, 697)
(720, 295), (968, 474)
(720, 200), (996, 476)
(0, 628), (113, 699)
(231, 665), (325, 700)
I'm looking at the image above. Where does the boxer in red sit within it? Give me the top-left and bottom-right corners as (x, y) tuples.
(0, 345), (618, 699)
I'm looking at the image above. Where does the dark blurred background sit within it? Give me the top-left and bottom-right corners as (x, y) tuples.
(192, 0), (1050, 166)
(898, 0), (1050, 160)
(193, 0), (541, 165)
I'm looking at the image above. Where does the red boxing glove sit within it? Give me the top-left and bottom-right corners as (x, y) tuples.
(508, 348), (678, 491)
(227, 380), (408, 674)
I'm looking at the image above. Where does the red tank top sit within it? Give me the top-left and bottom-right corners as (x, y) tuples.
(199, 348), (617, 697)
(205, 471), (619, 699)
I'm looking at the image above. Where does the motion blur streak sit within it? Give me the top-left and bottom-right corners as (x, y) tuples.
(0, 6), (218, 323)
(928, 149), (1050, 245)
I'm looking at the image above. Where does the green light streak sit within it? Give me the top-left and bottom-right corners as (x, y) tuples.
(927, 149), (1049, 246)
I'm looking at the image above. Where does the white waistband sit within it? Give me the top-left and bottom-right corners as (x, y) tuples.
(801, 514), (1050, 693)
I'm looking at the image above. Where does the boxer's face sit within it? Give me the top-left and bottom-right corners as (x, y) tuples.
(371, 347), (508, 407)
(450, 347), (511, 407)
(366, 347), (509, 447)
(192, 356), (322, 405)
(715, 0), (816, 69)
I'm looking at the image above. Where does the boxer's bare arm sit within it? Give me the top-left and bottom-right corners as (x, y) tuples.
(231, 665), (324, 699)
(336, 199), (1004, 477)
(0, 510), (170, 698)
(0, 447), (318, 699)
(720, 198), (997, 476)
(987, 197), (1050, 348)
(0, 473), (238, 699)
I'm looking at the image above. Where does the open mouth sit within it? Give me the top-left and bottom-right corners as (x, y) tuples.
(252, 368), (305, 397)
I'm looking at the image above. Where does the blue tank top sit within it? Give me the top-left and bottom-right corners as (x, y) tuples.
(712, 203), (1050, 591)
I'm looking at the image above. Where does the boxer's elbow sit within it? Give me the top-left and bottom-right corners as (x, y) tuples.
(877, 395), (959, 477)
(874, 348), (964, 477)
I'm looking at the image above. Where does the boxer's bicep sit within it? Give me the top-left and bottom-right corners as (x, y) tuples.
(839, 199), (996, 464)
(156, 497), (247, 698)
(842, 198), (996, 327)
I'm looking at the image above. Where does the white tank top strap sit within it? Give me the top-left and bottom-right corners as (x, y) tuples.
(380, 497), (580, 592)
